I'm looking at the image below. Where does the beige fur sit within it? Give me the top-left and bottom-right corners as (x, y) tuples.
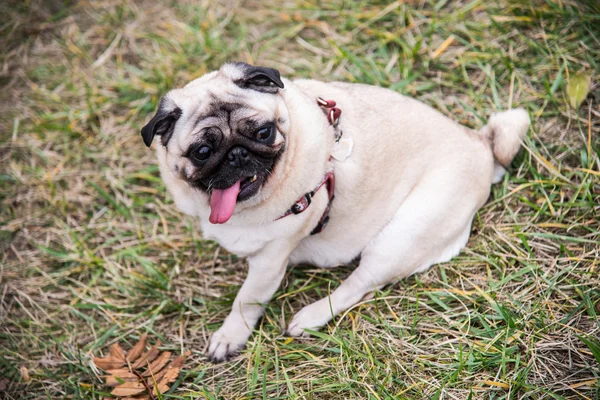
(144, 64), (530, 362)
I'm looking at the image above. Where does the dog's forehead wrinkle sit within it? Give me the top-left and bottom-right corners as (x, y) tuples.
(189, 100), (259, 138)
(190, 86), (272, 122)
(239, 113), (263, 123)
(206, 84), (250, 103)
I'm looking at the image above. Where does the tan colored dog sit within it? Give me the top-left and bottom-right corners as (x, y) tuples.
(141, 62), (530, 362)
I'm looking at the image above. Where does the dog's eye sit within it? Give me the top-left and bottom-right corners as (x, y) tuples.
(192, 145), (212, 162)
(256, 125), (273, 142)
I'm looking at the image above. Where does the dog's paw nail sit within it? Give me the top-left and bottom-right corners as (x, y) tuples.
(287, 306), (326, 337)
(207, 327), (247, 363)
(286, 326), (311, 338)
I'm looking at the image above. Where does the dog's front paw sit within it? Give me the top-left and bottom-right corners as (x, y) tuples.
(207, 323), (252, 363)
(286, 302), (331, 337)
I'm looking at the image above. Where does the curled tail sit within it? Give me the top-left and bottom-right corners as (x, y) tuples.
(479, 109), (530, 183)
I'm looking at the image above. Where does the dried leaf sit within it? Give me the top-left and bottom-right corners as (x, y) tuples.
(110, 381), (146, 396)
(157, 367), (180, 386)
(166, 351), (189, 370)
(109, 343), (126, 362)
(106, 368), (137, 378)
(94, 356), (126, 370)
(126, 334), (148, 362)
(151, 382), (170, 396)
(104, 396), (150, 400)
(131, 342), (161, 369)
(566, 72), (591, 109)
(121, 398), (150, 400)
(94, 343), (128, 370)
(95, 336), (185, 399)
(142, 351), (171, 377)
(146, 352), (188, 385)
(20, 366), (30, 382)
(146, 365), (171, 385)
(105, 369), (138, 387)
(105, 375), (138, 387)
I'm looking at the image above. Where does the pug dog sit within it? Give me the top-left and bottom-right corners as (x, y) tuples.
(141, 62), (530, 362)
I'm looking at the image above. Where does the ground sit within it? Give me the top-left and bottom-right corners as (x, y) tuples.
(1, 0), (599, 399)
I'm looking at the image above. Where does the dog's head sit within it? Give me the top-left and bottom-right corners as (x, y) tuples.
(141, 62), (289, 224)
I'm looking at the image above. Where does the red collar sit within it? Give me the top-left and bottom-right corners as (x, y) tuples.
(275, 98), (341, 234)
(276, 171), (335, 234)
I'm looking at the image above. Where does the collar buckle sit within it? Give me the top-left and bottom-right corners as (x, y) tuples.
(291, 193), (312, 214)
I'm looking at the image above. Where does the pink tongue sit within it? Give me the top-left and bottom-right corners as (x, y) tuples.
(209, 180), (241, 224)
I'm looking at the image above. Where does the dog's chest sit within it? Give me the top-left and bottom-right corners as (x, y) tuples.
(289, 235), (361, 268)
(201, 223), (274, 257)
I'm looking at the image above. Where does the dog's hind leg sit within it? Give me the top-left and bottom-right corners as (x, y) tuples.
(287, 174), (485, 336)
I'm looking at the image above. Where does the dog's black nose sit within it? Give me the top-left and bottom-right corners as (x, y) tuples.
(227, 146), (250, 168)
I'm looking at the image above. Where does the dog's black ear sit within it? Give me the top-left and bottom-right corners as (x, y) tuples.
(235, 63), (284, 93)
(141, 98), (182, 147)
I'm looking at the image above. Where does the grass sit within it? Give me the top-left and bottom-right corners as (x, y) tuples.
(1, 0), (599, 398)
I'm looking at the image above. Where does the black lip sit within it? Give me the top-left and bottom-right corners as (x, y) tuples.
(237, 175), (264, 202)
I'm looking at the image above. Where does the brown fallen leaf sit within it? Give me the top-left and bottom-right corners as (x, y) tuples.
(171, 352), (190, 368)
(94, 342), (129, 370)
(156, 367), (179, 387)
(105, 369), (138, 387)
(151, 382), (170, 396)
(120, 398), (150, 400)
(142, 351), (171, 377)
(20, 366), (30, 382)
(95, 336), (185, 398)
(132, 342), (161, 369)
(109, 343), (126, 362)
(94, 356), (126, 370)
(146, 352), (188, 386)
(110, 381), (146, 396)
(126, 334), (148, 362)
(103, 398), (150, 400)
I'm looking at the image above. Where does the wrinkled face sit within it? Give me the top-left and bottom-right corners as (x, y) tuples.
(141, 62), (290, 223)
